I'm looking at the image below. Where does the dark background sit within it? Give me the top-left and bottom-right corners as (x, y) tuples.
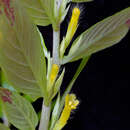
(39, 0), (130, 130)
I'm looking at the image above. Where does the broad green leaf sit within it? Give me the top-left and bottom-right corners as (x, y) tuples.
(20, 0), (51, 26)
(40, 0), (54, 20)
(0, 88), (38, 130)
(1, 71), (16, 91)
(0, 123), (10, 130)
(63, 7), (130, 63)
(72, 0), (93, 2)
(0, 0), (46, 101)
(58, 56), (90, 119)
(1, 71), (33, 102)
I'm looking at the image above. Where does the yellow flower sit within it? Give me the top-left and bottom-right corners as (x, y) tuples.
(60, 7), (80, 58)
(65, 7), (80, 45)
(53, 94), (79, 130)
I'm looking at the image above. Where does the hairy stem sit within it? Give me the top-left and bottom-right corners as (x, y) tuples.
(39, 101), (51, 130)
(53, 29), (60, 65)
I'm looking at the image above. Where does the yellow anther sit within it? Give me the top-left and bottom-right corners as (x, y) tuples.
(53, 94), (79, 130)
(49, 64), (59, 86)
(65, 94), (79, 109)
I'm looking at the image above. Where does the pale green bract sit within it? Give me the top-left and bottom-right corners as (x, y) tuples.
(0, 0), (46, 101)
(63, 7), (130, 63)
(0, 123), (10, 130)
(1, 91), (38, 130)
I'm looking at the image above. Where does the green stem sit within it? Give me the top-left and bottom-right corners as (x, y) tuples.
(39, 101), (51, 130)
(39, 25), (60, 130)
(53, 29), (60, 65)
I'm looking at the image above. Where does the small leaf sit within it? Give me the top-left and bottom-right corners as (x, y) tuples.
(20, 0), (51, 26)
(0, 88), (38, 130)
(0, 0), (46, 100)
(0, 123), (10, 130)
(63, 7), (130, 63)
(71, 0), (93, 2)
(37, 29), (49, 58)
(50, 93), (60, 130)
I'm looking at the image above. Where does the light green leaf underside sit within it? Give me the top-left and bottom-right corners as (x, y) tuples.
(1, 71), (16, 91)
(2, 92), (38, 130)
(0, 1), (46, 100)
(20, 0), (51, 26)
(40, 0), (55, 24)
(0, 123), (10, 130)
(72, 0), (93, 2)
(64, 7), (130, 63)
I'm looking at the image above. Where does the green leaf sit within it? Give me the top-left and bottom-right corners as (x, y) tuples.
(40, 0), (54, 20)
(0, 123), (10, 130)
(1, 71), (16, 92)
(40, 0), (57, 29)
(1, 71), (33, 102)
(0, 88), (38, 130)
(0, 0), (46, 101)
(20, 0), (51, 26)
(58, 56), (90, 119)
(71, 0), (93, 2)
(63, 7), (130, 63)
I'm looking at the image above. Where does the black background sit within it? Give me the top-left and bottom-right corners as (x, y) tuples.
(39, 0), (130, 130)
